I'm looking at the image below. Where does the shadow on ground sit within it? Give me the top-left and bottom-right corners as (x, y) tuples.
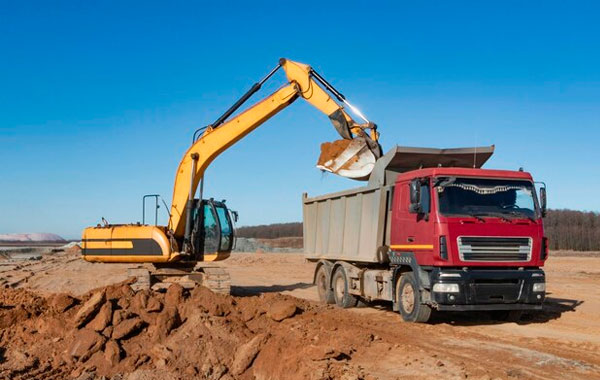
(231, 282), (314, 297)
(427, 294), (583, 326)
(354, 292), (583, 326)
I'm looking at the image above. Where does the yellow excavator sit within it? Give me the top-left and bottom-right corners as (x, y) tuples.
(81, 58), (381, 292)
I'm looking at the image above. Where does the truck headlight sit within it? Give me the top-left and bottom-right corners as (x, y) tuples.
(433, 283), (460, 293)
(533, 282), (545, 292)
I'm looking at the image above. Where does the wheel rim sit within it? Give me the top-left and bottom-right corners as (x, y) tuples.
(334, 274), (345, 302)
(401, 282), (415, 314)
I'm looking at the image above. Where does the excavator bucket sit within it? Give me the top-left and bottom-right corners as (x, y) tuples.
(317, 138), (381, 180)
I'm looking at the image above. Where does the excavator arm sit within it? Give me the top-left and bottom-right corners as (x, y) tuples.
(169, 58), (381, 239)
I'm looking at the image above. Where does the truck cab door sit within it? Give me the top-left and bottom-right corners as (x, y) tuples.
(393, 179), (435, 263)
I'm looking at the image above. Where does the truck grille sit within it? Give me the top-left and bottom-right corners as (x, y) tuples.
(457, 237), (532, 262)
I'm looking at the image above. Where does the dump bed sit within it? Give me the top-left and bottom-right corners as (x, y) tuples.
(303, 184), (392, 263)
(303, 145), (494, 264)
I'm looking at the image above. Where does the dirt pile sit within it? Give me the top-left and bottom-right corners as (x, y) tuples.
(0, 282), (373, 380)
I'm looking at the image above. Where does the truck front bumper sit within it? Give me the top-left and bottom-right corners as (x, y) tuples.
(428, 267), (545, 312)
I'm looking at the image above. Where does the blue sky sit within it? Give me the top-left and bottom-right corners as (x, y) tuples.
(1, 1), (599, 239)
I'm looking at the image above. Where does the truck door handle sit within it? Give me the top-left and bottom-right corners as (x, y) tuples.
(407, 236), (415, 243)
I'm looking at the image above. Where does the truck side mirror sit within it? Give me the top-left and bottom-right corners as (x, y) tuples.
(539, 187), (547, 217)
(409, 180), (422, 213)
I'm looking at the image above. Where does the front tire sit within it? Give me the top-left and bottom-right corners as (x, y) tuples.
(332, 267), (359, 308)
(397, 272), (432, 323)
(315, 265), (335, 304)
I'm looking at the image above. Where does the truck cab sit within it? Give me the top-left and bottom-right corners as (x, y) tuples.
(390, 167), (547, 319)
(304, 145), (548, 323)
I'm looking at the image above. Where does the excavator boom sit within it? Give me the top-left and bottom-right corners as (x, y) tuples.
(169, 58), (381, 239)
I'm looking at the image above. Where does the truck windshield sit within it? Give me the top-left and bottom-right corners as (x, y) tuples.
(435, 177), (539, 220)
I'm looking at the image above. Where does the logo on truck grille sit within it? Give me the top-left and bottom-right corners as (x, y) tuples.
(457, 236), (532, 262)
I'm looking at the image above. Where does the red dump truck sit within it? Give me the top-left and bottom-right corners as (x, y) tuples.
(304, 146), (548, 322)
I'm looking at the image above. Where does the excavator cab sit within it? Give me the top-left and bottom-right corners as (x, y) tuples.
(190, 198), (235, 261)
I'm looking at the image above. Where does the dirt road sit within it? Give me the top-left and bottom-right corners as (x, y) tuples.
(1, 250), (599, 379)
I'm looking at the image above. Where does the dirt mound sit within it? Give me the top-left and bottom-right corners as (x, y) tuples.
(0, 282), (371, 379)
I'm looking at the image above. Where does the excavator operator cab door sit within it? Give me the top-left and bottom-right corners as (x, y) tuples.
(194, 199), (235, 259)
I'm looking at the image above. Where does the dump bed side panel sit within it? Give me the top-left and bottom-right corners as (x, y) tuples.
(303, 186), (389, 263)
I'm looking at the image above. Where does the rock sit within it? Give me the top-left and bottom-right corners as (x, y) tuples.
(241, 307), (258, 322)
(146, 296), (162, 313)
(267, 300), (297, 321)
(149, 307), (180, 342)
(102, 326), (113, 338)
(231, 334), (267, 375)
(164, 284), (184, 308)
(104, 339), (122, 365)
(112, 317), (145, 340)
(112, 309), (130, 326)
(131, 291), (148, 312)
(117, 297), (130, 310)
(48, 293), (76, 312)
(73, 291), (106, 327)
(87, 301), (113, 331)
(151, 344), (174, 363)
(69, 328), (106, 362)
(6, 349), (38, 372)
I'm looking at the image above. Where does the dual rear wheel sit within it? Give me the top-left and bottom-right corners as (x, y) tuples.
(316, 264), (432, 323)
(316, 265), (358, 308)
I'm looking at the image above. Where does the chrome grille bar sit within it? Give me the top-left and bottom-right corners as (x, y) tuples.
(458, 237), (532, 262)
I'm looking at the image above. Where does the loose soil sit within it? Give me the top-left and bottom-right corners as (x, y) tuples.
(0, 249), (599, 379)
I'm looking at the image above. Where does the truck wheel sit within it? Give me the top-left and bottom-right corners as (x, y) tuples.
(396, 272), (432, 323)
(315, 265), (335, 304)
(332, 267), (359, 308)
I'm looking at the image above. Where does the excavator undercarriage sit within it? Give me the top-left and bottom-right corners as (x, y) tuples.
(128, 265), (231, 293)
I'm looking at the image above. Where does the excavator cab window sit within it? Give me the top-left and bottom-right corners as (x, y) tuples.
(194, 199), (235, 257)
(201, 202), (220, 254)
(215, 205), (233, 251)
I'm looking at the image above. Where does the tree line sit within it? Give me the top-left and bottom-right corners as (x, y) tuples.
(236, 222), (303, 239)
(544, 209), (600, 251)
(236, 210), (600, 251)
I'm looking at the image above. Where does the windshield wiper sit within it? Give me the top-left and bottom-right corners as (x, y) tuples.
(472, 212), (512, 222)
(501, 210), (536, 223)
(469, 214), (486, 223)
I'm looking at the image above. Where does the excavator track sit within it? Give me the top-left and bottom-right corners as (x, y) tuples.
(127, 266), (231, 294)
(199, 266), (231, 294)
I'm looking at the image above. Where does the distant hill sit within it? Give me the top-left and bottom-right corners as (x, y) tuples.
(236, 223), (302, 239)
(0, 233), (66, 242)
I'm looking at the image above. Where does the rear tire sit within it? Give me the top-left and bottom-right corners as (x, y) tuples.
(315, 265), (335, 304)
(332, 267), (359, 308)
(396, 272), (432, 323)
